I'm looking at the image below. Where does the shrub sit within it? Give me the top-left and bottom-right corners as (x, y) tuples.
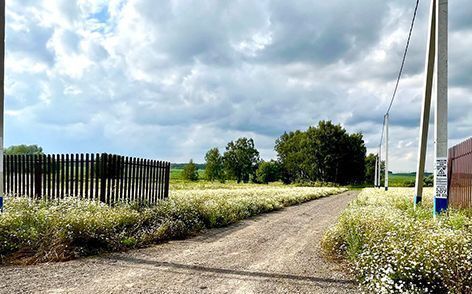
(182, 159), (199, 181)
(255, 160), (280, 184)
(0, 186), (346, 264)
(322, 188), (472, 293)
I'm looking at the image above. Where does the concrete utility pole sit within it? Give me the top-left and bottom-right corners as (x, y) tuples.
(377, 145), (382, 188)
(434, 0), (448, 213)
(414, 0), (436, 206)
(374, 154), (378, 187)
(384, 114), (389, 191)
(414, 0), (448, 214)
(0, 0), (4, 212)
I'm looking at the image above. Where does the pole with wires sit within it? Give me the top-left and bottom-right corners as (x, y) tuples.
(384, 114), (389, 191)
(374, 154), (378, 187)
(378, 145), (382, 189)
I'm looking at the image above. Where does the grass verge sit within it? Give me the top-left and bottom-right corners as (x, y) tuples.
(0, 186), (345, 264)
(322, 188), (472, 293)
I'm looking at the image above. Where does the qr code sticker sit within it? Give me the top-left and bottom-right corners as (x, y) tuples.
(436, 158), (447, 177)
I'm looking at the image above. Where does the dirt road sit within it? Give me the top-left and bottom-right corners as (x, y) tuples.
(1, 190), (358, 294)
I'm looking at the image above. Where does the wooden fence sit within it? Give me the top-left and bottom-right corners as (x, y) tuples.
(3, 153), (170, 205)
(448, 138), (472, 208)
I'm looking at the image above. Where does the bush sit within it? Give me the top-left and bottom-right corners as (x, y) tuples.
(0, 186), (346, 264)
(322, 188), (472, 293)
(255, 161), (280, 184)
(182, 159), (199, 181)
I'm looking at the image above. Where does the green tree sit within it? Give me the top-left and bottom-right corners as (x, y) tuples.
(223, 137), (260, 183)
(275, 121), (366, 185)
(5, 144), (43, 155)
(256, 160), (280, 184)
(182, 159), (199, 181)
(364, 153), (377, 185)
(204, 148), (225, 182)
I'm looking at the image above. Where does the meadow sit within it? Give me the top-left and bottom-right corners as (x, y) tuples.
(322, 188), (472, 293)
(0, 183), (345, 264)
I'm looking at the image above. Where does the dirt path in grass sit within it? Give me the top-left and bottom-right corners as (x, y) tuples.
(0, 190), (358, 294)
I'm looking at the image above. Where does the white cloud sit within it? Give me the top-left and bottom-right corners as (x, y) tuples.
(4, 0), (472, 173)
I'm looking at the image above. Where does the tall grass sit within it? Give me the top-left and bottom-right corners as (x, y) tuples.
(322, 188), (472, 293)
(0, 186), (345, 264)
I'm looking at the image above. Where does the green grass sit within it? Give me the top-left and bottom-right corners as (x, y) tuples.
(170, 168), (205, 181)
(322, 188), (472, 293)
(388, 172), (433, 187)
(0, 184), (346, 264)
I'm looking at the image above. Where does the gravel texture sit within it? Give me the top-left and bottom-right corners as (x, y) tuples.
(0, 190), (359, 294)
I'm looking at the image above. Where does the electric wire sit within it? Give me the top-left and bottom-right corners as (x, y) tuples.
(378, 0), (421, 149)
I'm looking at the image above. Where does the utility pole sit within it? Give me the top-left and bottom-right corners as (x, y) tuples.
(377, 145), (382, 189)
(374, 154), (378, 187)
(434, 0), (448, 213)
(0, 0), (4, 212)
(414, 0), (436, 206)
(413, 0), (448, 214)
(384, 114), (389, 191)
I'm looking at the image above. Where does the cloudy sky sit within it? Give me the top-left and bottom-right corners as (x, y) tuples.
(5, 0), (472, 172)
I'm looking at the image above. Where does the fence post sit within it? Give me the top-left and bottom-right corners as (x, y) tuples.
(164, 162), (170, 199)
(100, 153), (107, 204)
(34, 155), (42, 199)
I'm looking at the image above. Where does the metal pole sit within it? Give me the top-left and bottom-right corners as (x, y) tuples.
(385, 114), (389, 191)
(374, 154), (378, 187)
(414, 0), (436, 207)
(0, 0), (5, 212)
(434, 0), (448, 214)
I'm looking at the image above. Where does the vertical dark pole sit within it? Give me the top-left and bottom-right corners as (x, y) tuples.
(13, 155), (17, 195)
(123, 156), (128, 203)
(69, 154), (74, 196)
(106, 155), (112, 205)
(2, 155), (5, 195)
(0, 0), (5, 208)
(75, 154), (79, 198)
(46, 154), (51, 199)
(55, 154), (60, 199)
(80, 153), (84, 198)
(100, 153), (107, 204)
(28, 155), (33, 197)
(164, 162), (170, 199)
(85, 153), (89, 200)
(130, 157), (136, 202)
(119, 156), (124, 202)
(60, 154), (65, 198)
(95, 153), (100, 200)
(125, 157), (131, 203)
(51, 154), (56, 199)
(22, 155), (26, 195)
(41, 155), (47, 197)
(34, 155), (42, 199)
(144, 159), (149, 204)
(160, 161), (165, 199)
(150, 160), (156, 204)
(139, 158), (145, 204)
(65, 154), (69, 196)
(89, 153), (94, 200)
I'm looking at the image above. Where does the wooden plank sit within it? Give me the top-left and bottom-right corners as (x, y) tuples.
(60, 154), (65, 198)
(100, 153), (107, 203)
(74, 154), (79, 197)
(89, 153), (94, 200)
(164, 162), (170, 199)
(95, 153), (100, 201)
(65, 154), (70, 196)
(80, 153), (84, 198)
(124, 156), (129, 203)
(51, 154), (56, 199)
(130, 157), (136, 202)
(21, 155), (26, 196)
(85, 154), (89, 200)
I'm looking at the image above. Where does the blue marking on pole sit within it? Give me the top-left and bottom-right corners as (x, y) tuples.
(414, 195), (422, 204)
(434, 197), (448, 214)
(0, 196), (3, 213)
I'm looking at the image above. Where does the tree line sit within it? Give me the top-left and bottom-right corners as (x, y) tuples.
(183, 121), (370, 185)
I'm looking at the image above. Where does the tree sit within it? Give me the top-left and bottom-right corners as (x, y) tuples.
(223, 138), (260, 183)
(256, 160), (280, 184)
(364, 153), (377, 185)
(204, 148), (225, 182)
(275, 121), (367, 185)
(182, 159), (199, 181)
(5, 144), (43, 155)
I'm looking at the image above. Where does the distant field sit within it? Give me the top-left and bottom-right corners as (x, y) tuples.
(171, 168), (205, 181)
(388, 173), (432, 187)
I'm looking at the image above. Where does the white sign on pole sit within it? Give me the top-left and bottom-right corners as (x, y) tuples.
(435, 157), (448, 199)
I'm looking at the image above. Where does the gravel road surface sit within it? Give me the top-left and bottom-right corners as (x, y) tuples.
(1, 190), (359, 294)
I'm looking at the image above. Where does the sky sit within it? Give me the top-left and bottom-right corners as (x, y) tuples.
(4, 0), (472, 172)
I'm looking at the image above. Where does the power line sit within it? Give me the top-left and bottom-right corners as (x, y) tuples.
(379, 0), (420, 147)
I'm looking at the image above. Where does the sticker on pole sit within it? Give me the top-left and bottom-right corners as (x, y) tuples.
(435, 157), (448, 199)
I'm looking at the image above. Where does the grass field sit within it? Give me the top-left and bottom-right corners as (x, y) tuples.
(170, 168), (205, 181)
(0, 183), (345, 264)
(322, 188), (472, 292)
